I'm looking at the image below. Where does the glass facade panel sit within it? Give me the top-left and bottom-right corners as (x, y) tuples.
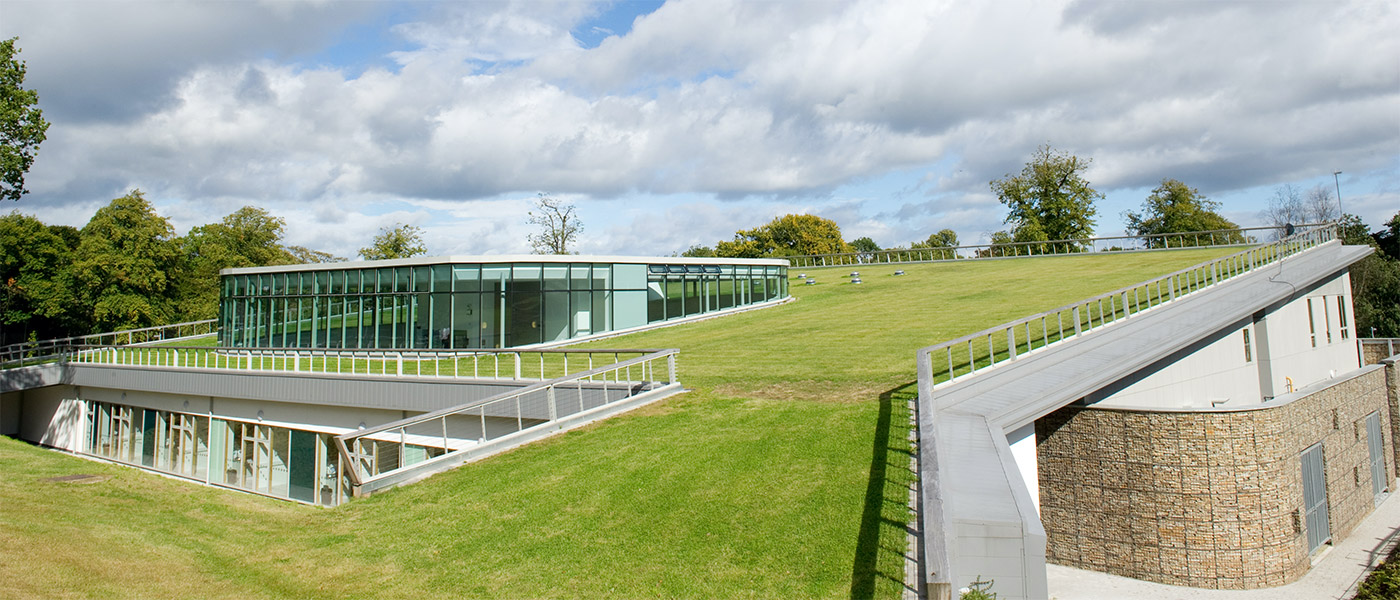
(221, 259), (786, 349)
(592, 264), (611, 289)
(454, 265), (480, 292)
(614, 264), (647, 290)
(543, 265), (568, 291)
(571, 264), (591, 289)
(543, 292), (570, 342)
(572, 291), (593, 337)
(614, 290), (647, 330)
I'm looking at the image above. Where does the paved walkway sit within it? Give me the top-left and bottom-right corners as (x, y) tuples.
(1047, 489), (1400, 599)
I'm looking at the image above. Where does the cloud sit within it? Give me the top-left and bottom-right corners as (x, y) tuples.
(2, 0), (1395, 255)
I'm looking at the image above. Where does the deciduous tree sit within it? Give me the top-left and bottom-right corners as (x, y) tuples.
(910, 229), (959, 249)
(526, 193), (582, 254)
(71, 190), (181, 331)
(715, 214), (850, 258)
(1306, 184), (1339, 223)
(0, 38), (49, 202)
(360, 223), (426, 261)
(680, 244), (715, 257)
(177, 206), (299, 319)
(1123, 179), (1244, 247)
(990, 145), (1100, 247)
(0, 211), (78, 344)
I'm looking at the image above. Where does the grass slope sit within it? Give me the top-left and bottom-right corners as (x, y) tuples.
(0, 248), (1232, 599)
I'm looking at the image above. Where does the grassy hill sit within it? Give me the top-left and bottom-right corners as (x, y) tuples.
(0, 248), (1232, 599)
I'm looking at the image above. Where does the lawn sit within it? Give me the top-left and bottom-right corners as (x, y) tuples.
(0, 248), (1233, 599)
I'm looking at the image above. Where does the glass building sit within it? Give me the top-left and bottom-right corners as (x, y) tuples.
(219, 256), (789, 349)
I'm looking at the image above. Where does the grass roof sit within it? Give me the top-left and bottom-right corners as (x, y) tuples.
(0, 248), (1233, 599)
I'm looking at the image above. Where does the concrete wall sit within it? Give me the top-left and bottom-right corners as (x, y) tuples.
(1255, 274), (1358, 398)
(0, 390), (18, 436)
(1090, 273), (1360, 411)
(17, 385), (86, 451)
(1037, 364), (1391, 589)
(1085, 319), (1260, 409)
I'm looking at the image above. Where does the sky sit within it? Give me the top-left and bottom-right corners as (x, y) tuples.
(1, 0), (1397, 259)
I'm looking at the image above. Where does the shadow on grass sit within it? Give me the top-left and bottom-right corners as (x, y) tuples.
(849, 381), (917, 600)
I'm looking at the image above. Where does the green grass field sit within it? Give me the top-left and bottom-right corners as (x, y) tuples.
(0, 248), (1232, 599)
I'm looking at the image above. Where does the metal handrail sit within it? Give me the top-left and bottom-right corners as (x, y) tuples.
(0, 319), (217, 368)
(1360, 338), (1400, 362)
(787, 224), (1326, 269)
(332, 348), (679, 489)
(915, 224), (1337, 387)
(56, 344), (658, 381)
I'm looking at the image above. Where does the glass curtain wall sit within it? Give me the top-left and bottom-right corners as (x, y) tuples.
(221, 261), (787, 349)
(85, 401), (345, 506)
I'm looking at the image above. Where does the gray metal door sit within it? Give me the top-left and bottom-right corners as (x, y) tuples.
(1367, 412), (1387, 497)
(1301, 443), (1330, 553)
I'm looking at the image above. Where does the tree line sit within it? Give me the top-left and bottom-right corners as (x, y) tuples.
(0, 190), (435, 345)
(692, 145), (1398, 336)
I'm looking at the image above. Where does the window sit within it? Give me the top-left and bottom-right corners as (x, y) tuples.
(1307, 298), (1317, 347)
(1323, 296), (1333, 344)
(1243, 328), (1252, 363)
(1339, 296), (1349, 340)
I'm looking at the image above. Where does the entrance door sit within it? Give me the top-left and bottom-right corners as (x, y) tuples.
(1301, 443), (1330, 553)
(1367, 412), (1388, 498)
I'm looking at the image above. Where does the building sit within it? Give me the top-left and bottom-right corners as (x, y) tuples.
(915, 227), (1398, 598)
(3, 254), (789, 506)
(218, 255), (789, 349)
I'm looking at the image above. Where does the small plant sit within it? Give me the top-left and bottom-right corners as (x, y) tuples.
(1355, 542), (1400, 599)
(960, 576), (996, 599)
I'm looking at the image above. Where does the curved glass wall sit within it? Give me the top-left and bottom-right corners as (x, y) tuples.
(219, 258), (787, 349)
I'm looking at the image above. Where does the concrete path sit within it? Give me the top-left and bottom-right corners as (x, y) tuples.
(1047, 489), (1400, 599)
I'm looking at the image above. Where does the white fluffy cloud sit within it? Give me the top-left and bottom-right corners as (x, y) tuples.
(3, 0), (1396, 256)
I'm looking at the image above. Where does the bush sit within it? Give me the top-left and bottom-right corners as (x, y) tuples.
(1355, 541), (1400, 599)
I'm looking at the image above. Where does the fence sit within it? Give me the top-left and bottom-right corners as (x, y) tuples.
(0, 319), (217, 369)
(915, 224), (1337, 388)
(333, 348), (679, 496)
(1361, 338), (1400, 365)
(58, 344), (658, 381)
(786, 224), (1321, 269)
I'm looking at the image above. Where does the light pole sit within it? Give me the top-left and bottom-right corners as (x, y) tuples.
(1333, 170), (1344, 217)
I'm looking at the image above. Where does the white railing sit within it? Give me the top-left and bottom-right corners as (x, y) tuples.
(915, 224), (1337, 387)
(0, 319), (217, 369)
(787, 224), (1323, 269)
(333, 348), (679, 495)
(63, 345), (658, 381)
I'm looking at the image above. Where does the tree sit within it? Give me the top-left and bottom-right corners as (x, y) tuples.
(1306, 184), (1339, 223)
(0, 210), (78, 344)
(990, 145), (1101, 250)
(715, 214), (850, 258)
(1343, 211), (1400, 338)
(286, 245), (345, 264)
(680, 244), (715, 257)
(1338, 213), (1371, 246)
(1, 38), (50, 202)
(1122, 179), (1245, 247)
(1376, 212), (1400, 260)
(849, 236), (880, 261)
(70, 190), (181, 331)
(526, 193), (582, 254)
(360, 223), (426, 261)
(850, 237), (880, 253)
(176, 206), (299, 320)
(910, 229), (959, 249)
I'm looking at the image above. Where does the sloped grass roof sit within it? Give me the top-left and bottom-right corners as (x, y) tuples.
(0, 248), (1232, 599)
